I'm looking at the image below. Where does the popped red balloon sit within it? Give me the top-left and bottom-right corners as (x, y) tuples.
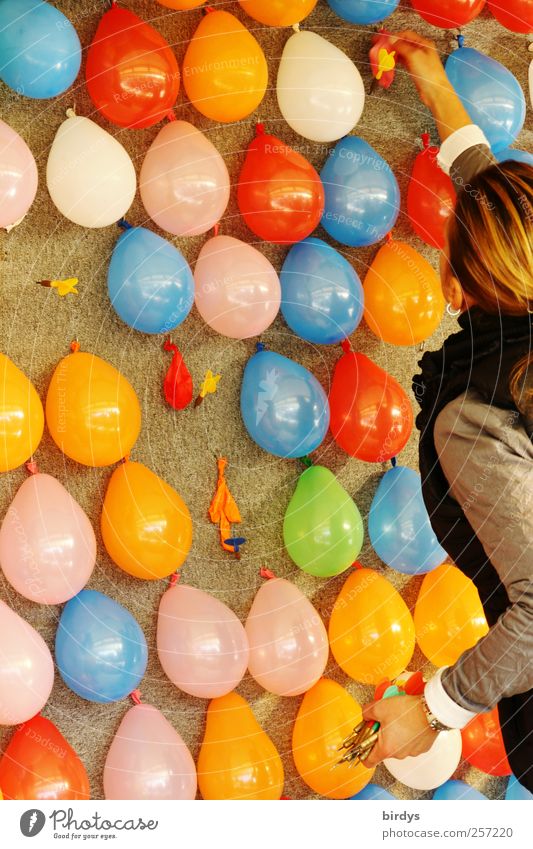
(329, 349), (413, 462)
(86, 6), (180, 129)
(407, 136), (456, 250)
(163, 340), (193, 410)
(410, 0), (485, 27)
(488, 0), (533, 33)
(461, 707), (512, 776)
(237, 126), (324, 244)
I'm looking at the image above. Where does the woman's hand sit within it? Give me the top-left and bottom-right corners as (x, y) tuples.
(361, 695), (438, 768)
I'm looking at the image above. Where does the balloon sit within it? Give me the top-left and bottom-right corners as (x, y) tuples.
(139, 121), (230, 237)
(56, 590), (148, 703)
(363, 239), (445, 345)
(329, 568), (415, 684)
(414, 563), (489, 667)
(245, 577), (328, 695)
(157, 0), (204, 8)
(433, 779), (488, 800)
(86, 6), (180, 129)
(239, 0), (318, 25)
(368, 465), (447, 574)
(0, 716), (89, 800)
(0, 353), (44, 473)
(237, 127), (324, 245)
(445, 46), (526, 153)
(293, 678), (374, 798)
(104, 704), (196, 800)
(0, 0), (81, 99)
(410, 0), (486, 27)
(277, 30), (365, 143)
(329, 350), (413, 462)
(506, 775), (533, 800)
(46, 113), (136, 228)
(461, 708), (512, 776)
(321, 137), (400, 246)
(385, 729), (462, 790)
(530, 58), (533, 109)
(240, 347), (329, 458)
(0, 119), (38, 229)
(349, 784), (396, 800)
(157, 583), (249, 698)
(283, 465), (364, 577)
(194, 236), (281, 339)
(101, 461), (192, 581)
(327, 0), (400, 23)
(494, 147), (533, 166)
(197, 692), (284, 800)
(182, 10), (268, 123)
(280, 238), (364, 344)
(407, 139), (456, 250)
(46, 347), (141, 467)
(487, 0), (533, 33)
(0, 471), (96, 604)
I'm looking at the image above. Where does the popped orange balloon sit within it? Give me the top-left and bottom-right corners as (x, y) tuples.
(45, 346), (141, 467)
(101, 460), (192, 580)
(363, 238), (445, 346)
(292, 678), (374, 799)
(0, 353), (44, 472)
(414, 563), (489, 667)
(238, 0), (318, 26)
(329, 567), (415, 684)
(197, 692), (284, 800)
(182, 10), (268, 123)
(461, 707), (512, 776)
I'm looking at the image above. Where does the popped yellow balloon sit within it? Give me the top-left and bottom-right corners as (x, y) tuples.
(0, 353), (44, 472)
(101, 460), (192, 581)
(197, 692), (284, 800)
(292, 678), (374, 799)
(45, 345), (141, 467)
(238, 0), (318, 26)
(328, 567), (415, 685)
(183, 10), (268, 123)
(414, 563), (489, 667)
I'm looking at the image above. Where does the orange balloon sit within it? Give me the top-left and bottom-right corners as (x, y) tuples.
(157, 0), (204, 8)
(238, 0), (318, 26)
(0, 353), (44, 472)
(328, 568), (415, 685)
(46, 347), (141, 467)
(414, 563), (489, 667)
(182, 10), (268, 123)
(462, 707), (512, 776)
(292, 678), (374, 798)
(363, 239), (445, 346)
(101, 460), (192, 580)
(197, 692), (284, 799)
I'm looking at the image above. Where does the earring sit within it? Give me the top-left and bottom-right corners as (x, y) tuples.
(446, 303), (461, 317)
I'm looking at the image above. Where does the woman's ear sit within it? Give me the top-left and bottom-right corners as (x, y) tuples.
(446, 275), (465, 312)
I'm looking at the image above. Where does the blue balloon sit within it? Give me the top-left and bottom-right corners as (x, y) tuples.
(445, 47), (525, 153)
(280, 237), (364, 345)
(433, 780), (488, 801)
(321, 137), (400, 247)
(327, 0), (400, 25)
(494, 148), (533, 166)
(505, 775), (533, 801)
(108, 225), (194, 334)
(349, 784), (397, 800)
(368, 465), (447, 575)
(56, 590), (148, 703)
(0, 0), (81, 99)
(240, 346), (330, 458)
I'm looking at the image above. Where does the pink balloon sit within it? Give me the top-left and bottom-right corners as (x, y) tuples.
(0, 601), (54, 725)
(104, 703), (197, 800)
(139, 120), (230, 236)
(157, 583), (249, 698)
(194, 235), (281, 339)
(0, 118), (38, 230)
(245, 578), (329, 696)
(0, 472), (96, 604)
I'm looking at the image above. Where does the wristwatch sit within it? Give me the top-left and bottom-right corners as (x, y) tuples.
(421, 691), (452, 733)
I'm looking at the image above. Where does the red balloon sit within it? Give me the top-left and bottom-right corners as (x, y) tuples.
(237, 125), (325, 244)
(461, 707), (512, 776)
(0, 716), (90, 800)
(86, 6), (180, 129)
(410, 0), (486, 27)
(329, 349), (413, 462)
(488, 0), (533, 33)
(407, 136), (456, 250)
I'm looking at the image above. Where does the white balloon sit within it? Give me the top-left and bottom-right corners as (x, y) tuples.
(384, 729), (462, 790)
(46, 112), (136, 228)
(276, 30), (365, 143)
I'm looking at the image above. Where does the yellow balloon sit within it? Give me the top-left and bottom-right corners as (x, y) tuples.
(328, 568), (415, 684)
(45, 347), (141, 467)
(414, 563), (489, 667)
(238, 0), (318, 26)
(292, 678), (374, 799)
(101, 460), (192, 580)
(183, 10), (268, 123)
(0, 353), (44, 472)
(197, 692), (284, 800)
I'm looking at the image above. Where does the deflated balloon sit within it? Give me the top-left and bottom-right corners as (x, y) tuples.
(0, 353), (44, 473)
(0, 119), (38, 230)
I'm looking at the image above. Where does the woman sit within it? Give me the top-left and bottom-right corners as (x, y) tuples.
(361, 31), (533, 792)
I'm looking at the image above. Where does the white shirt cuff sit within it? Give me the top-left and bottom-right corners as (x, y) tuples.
(424, 668), (477, 729)
(437, 125), (491, 175)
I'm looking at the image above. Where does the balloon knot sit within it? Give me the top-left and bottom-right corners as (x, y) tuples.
(351, 561), (363, 570)
(421, 132), (430, 150)
(385, 231), (393, 244)
(163, 337), (178, 354)
(292, 22), (300, 32)
(256, 123), (265, 136)
(70, 340), (80, 353)
(457, 34), (465, 48)
(130, 689), (142, 705)
(341, 339), (351, 354)
(25, 460), (39, 475)
(391, 456), (397, 467)
(300, 455), (313, 468)
(66, 106), (76, 119)
(117, 218), (132, 230)
(204, 4), (215, 12)
(255, 342), (265, 352)
(169, 571), (181, 587)
(213, 222), (220, 237)
(167, 110), (176, 122)
(260, 566), (276, 580)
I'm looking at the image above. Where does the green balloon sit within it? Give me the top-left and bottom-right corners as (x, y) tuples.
(283, 465), (364, 577)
